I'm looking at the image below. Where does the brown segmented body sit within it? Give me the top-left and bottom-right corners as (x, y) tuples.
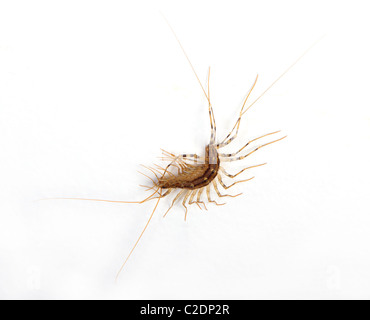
(157, 145), (220, 189)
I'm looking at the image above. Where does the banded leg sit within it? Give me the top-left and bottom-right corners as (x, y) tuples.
(161, 149), (202, 162)
(180, 154), (206, 165)
(206, 184), (225, 206)
(222, 136), (287, 162)
(163, 190), (186, 217)
(217, 74), (259, 148)
(181, 154), (201, 160)
(219, 163), (266, 179)
(207, 67), (217, 145)
(213, 180), (242, 198)
(160, 149), (205, 166)
(219, 131), (280, 158)
(217, 175), (254, 189)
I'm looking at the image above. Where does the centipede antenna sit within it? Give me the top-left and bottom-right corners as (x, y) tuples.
(40, 188), (160, 204)
(242, 37), (324, 117)
(162, 15), (209, 103)
(162, 15), (217, 140)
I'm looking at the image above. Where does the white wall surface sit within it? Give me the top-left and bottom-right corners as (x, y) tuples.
(0, 0), (369, 299)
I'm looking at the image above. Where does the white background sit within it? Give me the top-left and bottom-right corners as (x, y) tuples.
(1, 0), (370, 299)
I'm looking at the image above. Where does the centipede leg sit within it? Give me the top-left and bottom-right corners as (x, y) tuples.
(219, 163), (266, 178)
(217, 175), (254, 189)
(161, 149), (204, 165)
(222, 136), (287, 162)
(217, 75), (258, 149)
(213, 180), (242, 198)
(151, 188), (173, 200)
(196, 187), (207, 210)
(207, 67), (217, 145)
(188, 190), (202, 210)
(219, 131), (281, 158)
(163, 190), (185, 218)
(182, 190), (191, 221)
(206, 185), (225, 206)
(217, 74), (259, 149)
(154, 164), (175, 177)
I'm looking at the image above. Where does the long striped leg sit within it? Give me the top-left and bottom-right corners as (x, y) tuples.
(217, 175), (254, 189)
(206, 184), (225, 206)
(219, 131), (281, 158)
(222, 136), (287, 162)
(182, 156), (205, 165)
(163, 190), (186, 217)
(207, 67), (217, 145)
(160, 156), (203, 172)
(181, 154), (201, 160)
(213, 180), (242, 198)
(161, 149), (202, 163)
(219, 163), (266, 179)
(217, 74), (259, 149)
(171, 157), (205, 165)
(182, 190), (191, 221)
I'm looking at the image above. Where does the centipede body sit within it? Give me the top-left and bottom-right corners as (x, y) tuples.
(46, 18), (320, 281)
